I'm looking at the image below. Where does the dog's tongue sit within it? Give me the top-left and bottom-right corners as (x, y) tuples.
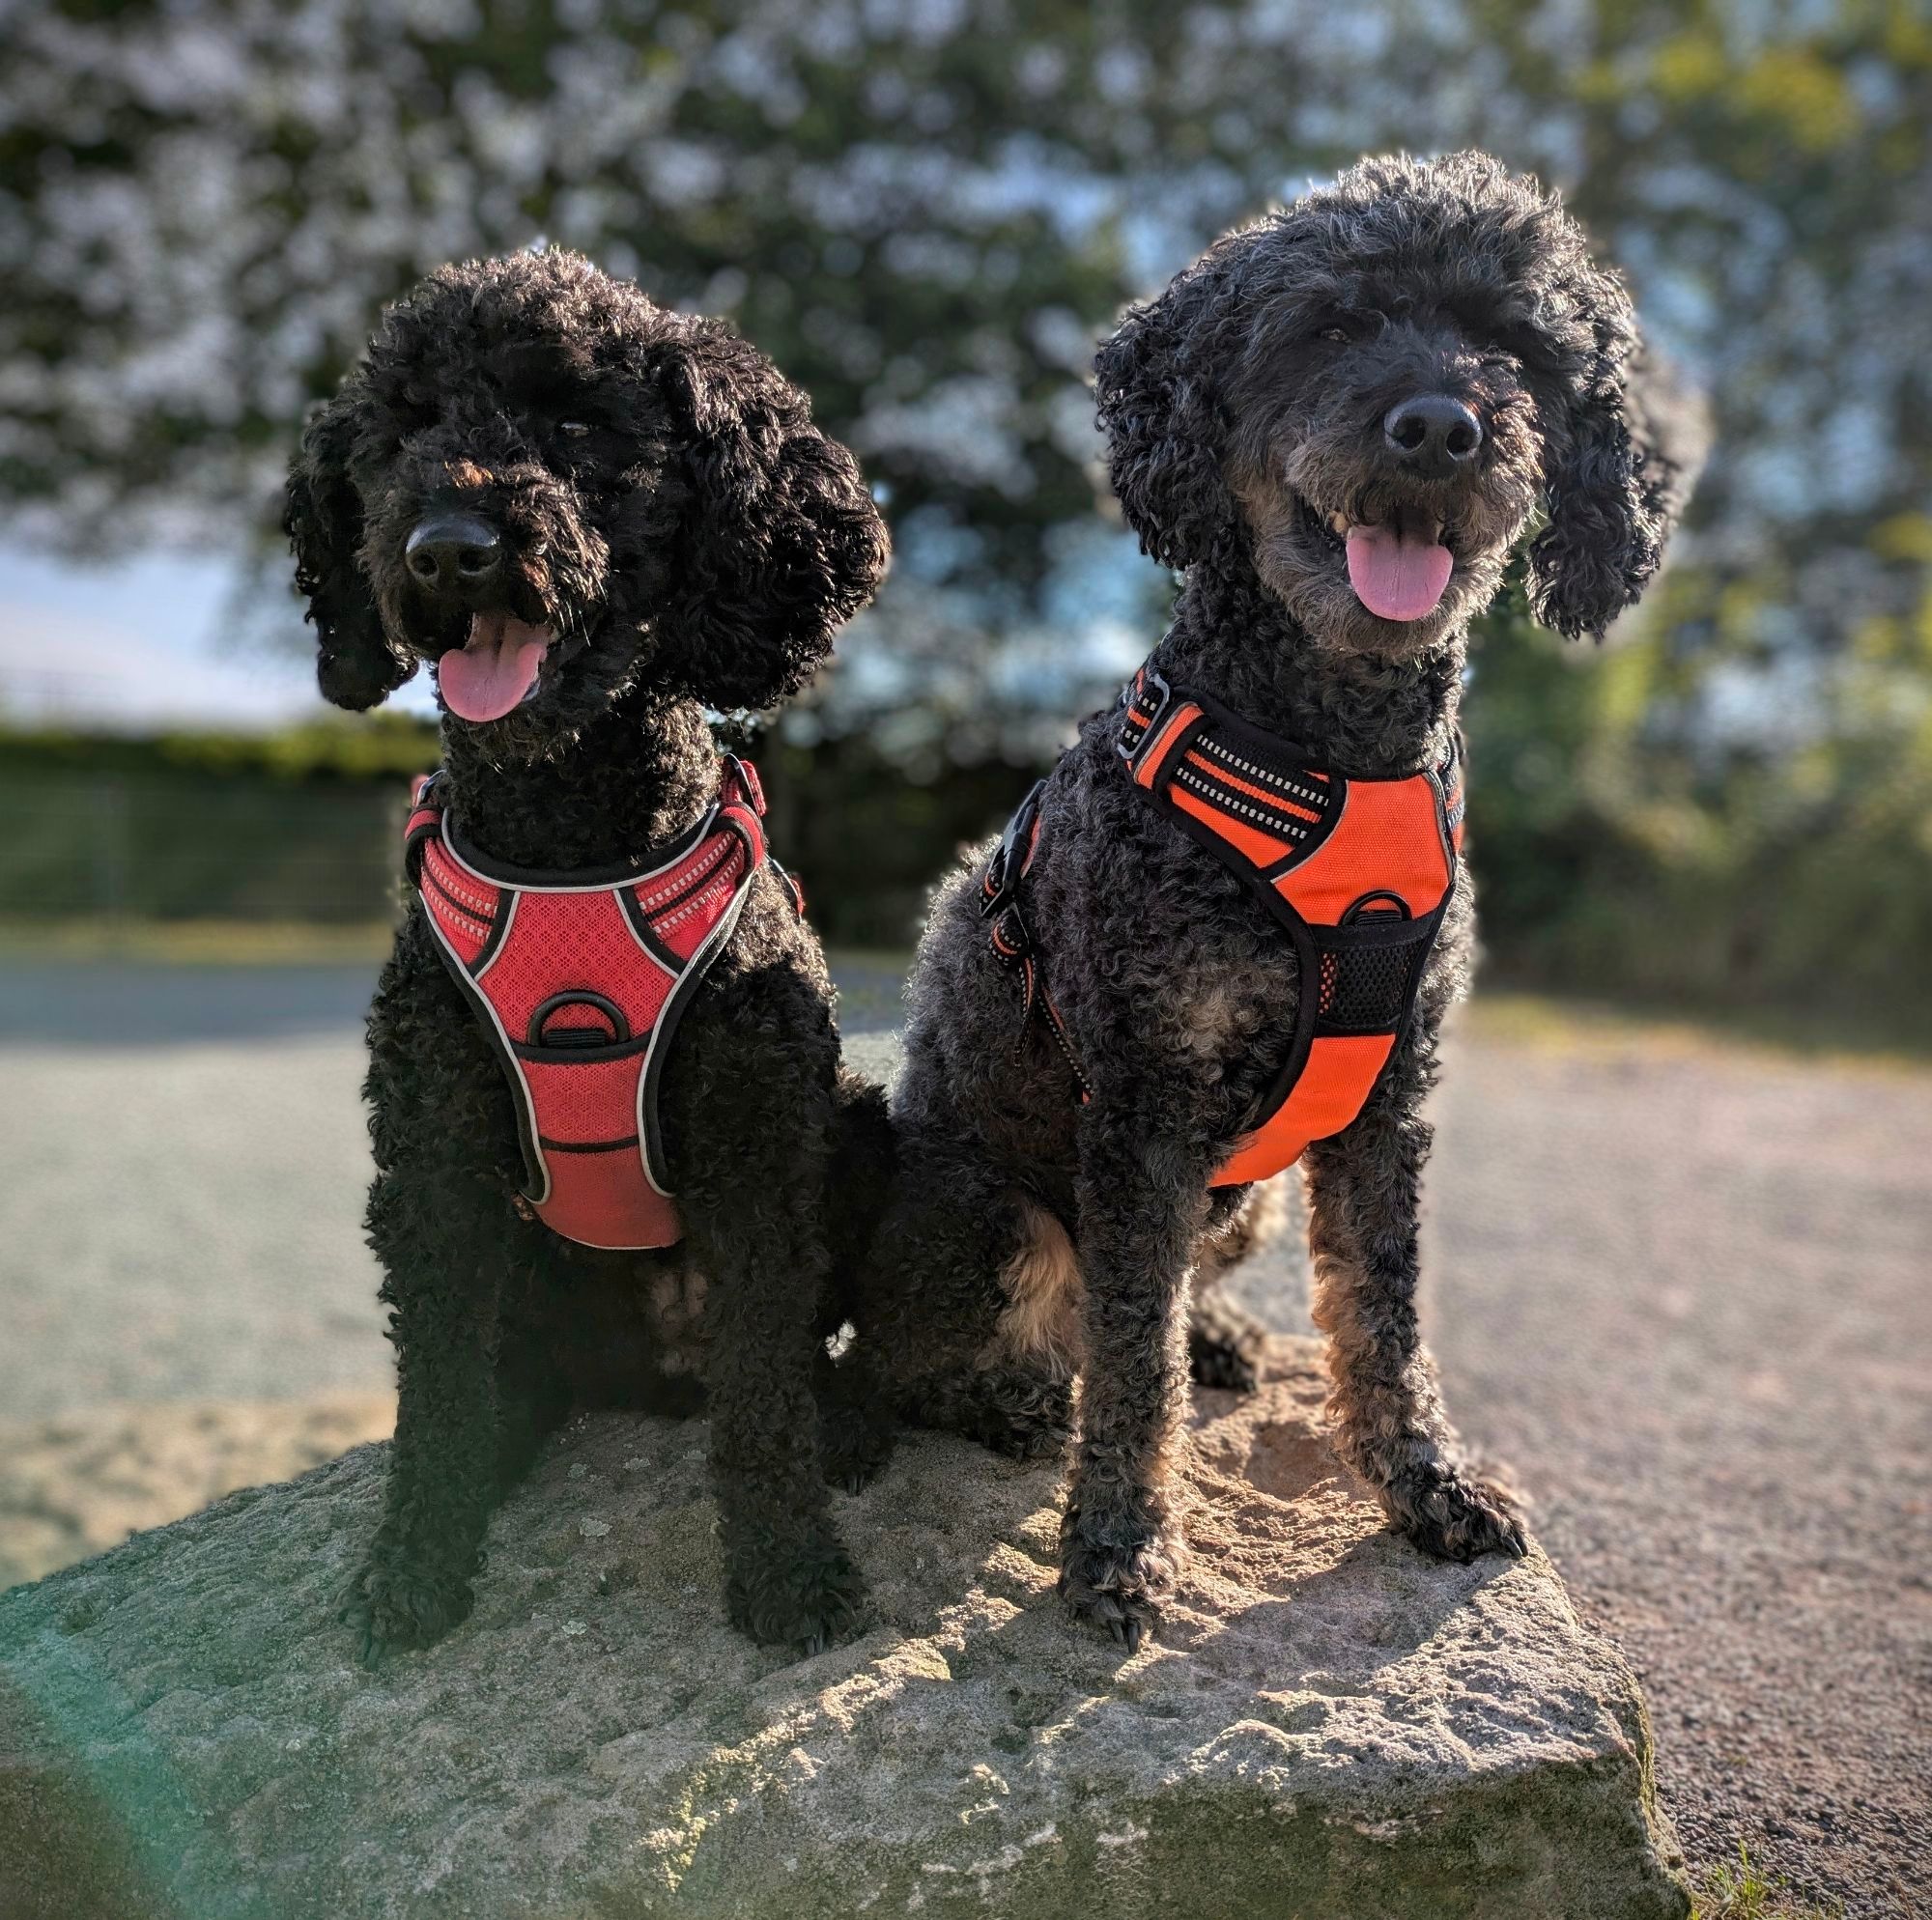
(436, 612), (551, 723)
(1346, 523), (1454, 623)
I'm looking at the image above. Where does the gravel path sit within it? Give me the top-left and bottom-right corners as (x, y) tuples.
(1230, 1027), (1932, 1919)
(1, 959), (1925, 1914)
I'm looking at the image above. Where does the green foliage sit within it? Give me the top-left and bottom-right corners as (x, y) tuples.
(0, 713), (440, 784)
(0, 2), (1927, 1024)
(1695, 1840), (1844, 1920)
(4, 0), (1927, 650)
(1465, 573), (1932, 1031)
(0, 720), (432, 924)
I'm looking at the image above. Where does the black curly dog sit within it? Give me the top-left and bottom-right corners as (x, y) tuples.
(285, 249), (890, 1662)
(851, 153), (1701, 1649)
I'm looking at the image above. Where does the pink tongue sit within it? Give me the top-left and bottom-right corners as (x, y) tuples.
(436, 612), (551, 723)
(1345, 523), (1454, 622)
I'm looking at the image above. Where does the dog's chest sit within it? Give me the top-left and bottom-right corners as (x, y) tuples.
(1158, 933), (1302, 1084)
(1094, 865), (1304, 1108)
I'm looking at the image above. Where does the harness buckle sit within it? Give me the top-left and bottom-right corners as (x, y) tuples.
(1117, 665), (1173, 767)
(719, 752), (765, 817)
(980, 778), (1045, 921)
(403, 768), (449, 885)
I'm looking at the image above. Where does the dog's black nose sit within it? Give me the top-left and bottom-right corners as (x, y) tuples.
(1382, 395), (1484, 476)
(405, 513), (502, 596)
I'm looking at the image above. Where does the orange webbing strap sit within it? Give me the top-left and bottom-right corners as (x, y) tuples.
(1119, 665), (1338, 868)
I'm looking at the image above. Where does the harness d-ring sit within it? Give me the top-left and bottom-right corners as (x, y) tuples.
(527, 990), (631, 1049)
(1341, 889), (1412, 924)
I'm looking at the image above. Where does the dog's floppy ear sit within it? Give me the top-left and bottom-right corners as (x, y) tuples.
(1093, 263), (1236, 572)
(1526, 302), (1666, 641)
(284, 390), (414, 710)
(653, 321), (889, 712)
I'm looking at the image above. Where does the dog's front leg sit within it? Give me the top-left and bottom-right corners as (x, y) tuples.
(673, 1026), (862, 1657)
(1059, 1107), (1212, 1652)
(1303, 1025), (1526, 1563)
(343, 1173), (509, 1665)
(689, 1173), (863, 1653)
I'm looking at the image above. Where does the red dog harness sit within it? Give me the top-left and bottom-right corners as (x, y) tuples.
(404, 757), (785, 1250)
(983, 664), (1463, 1186)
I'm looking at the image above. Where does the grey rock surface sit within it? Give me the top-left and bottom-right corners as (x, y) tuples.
(0, 1338), (1687, 1920)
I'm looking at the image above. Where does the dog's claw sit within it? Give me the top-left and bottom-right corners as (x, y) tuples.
(1388, 1469), (1528, 1566)
(818, 1407), (895, 1494)
(1059, 1521), (1174, 1656)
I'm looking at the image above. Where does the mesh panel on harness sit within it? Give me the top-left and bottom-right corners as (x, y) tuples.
(1318, 933), (1434, 1031)
(984, 664), (1461, 1188)
(403, 758), (779, 1250)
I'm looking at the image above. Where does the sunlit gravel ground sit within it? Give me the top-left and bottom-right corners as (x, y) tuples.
(1, 957), (1925, 1917)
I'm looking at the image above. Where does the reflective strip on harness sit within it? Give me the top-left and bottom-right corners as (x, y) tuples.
(987, 664), (1461, 1188)
(403, 758), (780, 1250)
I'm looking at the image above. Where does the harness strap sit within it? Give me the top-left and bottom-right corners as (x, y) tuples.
(1120, 664), (1344, 870)
(404, 770), (448, 883)
(1124, 667), (1460, 1182)
(980, 778), (1092, 1102)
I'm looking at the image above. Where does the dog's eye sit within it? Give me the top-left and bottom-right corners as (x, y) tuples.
(1317, 325), (1351, 345)
(558, 421), (592, 439)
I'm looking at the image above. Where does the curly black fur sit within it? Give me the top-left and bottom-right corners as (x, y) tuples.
(285, 249), (890, 1662)
(853, 153), (1700, 1650)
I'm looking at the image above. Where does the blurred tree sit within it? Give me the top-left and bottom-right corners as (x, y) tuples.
(2, 0), (1928, 1011)
(3, 1), (1926, 667)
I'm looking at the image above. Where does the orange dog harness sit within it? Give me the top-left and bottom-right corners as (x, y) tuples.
(404, 757), (788, 1250)
(984, 665), (1463, 1186)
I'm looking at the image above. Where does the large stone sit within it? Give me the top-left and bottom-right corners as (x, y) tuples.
(0, 1340), (1687, 1920)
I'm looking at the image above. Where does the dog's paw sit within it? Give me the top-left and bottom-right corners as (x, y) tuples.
(340, 1557), (474, 1667)
(964, 1369), (1074, 1463)
(1187, 1325), (1261, 1394)
(819, 1398), (895, 1495)
(981, 1403), (1073, 1463)
(1056, 1509), (1183, 1655)
(1386, 1468), (1528, 1565)
(725, 1530), (866, 1659)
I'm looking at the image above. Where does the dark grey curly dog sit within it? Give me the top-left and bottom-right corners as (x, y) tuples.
(285, 249), (890, 1662)
(852, 152), (1699, 1649)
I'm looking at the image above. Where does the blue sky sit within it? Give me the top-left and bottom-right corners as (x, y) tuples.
(0, 545), (438, 732)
